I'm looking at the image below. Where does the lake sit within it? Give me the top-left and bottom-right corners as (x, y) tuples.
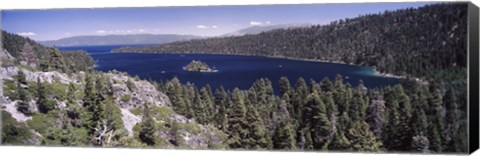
(59, 45), (399, 94)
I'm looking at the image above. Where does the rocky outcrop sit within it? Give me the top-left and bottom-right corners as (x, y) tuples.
(120, 108), (142, 136)
(107, 71), (171, 109)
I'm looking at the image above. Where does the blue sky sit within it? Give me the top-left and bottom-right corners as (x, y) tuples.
(2, 2), (433, 41)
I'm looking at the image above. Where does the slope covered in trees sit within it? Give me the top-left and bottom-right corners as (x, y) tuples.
(157, 74), (467, 153)
(114, 3), (467, 80)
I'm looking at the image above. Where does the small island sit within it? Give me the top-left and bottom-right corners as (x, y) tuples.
(183, 60), (218, 73)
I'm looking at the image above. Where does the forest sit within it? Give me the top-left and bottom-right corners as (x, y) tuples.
(1, 2), (469, 154)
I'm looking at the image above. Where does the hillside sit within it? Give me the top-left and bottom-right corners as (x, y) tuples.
(113, 3), (467, 80)
(39, 34), (202, 47)
(1, 32), (227, 148)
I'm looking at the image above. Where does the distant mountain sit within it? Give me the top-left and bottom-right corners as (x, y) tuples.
(39, 34), (202, 46)
(222, 23), (311, 36)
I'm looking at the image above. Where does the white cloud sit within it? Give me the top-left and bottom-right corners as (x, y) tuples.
(196, 25), (208, 29)
(65, 32), (72, 35)
(250, 21), (262, 26)
(17, 32), (37, 36)
(138, 29), (145, 32)
(211, 25), (218, 29)
(96, 30), (107, 34)
(266, 21), (271, 24)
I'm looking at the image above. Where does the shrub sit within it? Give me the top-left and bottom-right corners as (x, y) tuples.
(121, 94), (132, 102)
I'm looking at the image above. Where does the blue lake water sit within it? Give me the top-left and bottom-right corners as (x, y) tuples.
(59, 45), (399, 94)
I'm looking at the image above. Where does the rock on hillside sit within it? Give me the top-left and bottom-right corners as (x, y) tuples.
(106, 70), (171, 109)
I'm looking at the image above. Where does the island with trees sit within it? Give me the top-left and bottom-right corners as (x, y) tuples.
(183, 60), (218, 73)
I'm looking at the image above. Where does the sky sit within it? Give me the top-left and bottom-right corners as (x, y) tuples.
(2, 2), (434, 41)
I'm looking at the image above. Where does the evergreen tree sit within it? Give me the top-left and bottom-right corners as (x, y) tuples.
(193, 89), (207, 124)
(279, 76), (292, 97)
(320, 77), (334, 93)
(166, 77), (187, 116)
(15, 71), (31, 115)
(36, 77), (54, 113)
(244, 105), (268, 149)
(293, 77), (308, 128)
(139, 104), (157, 146)
(214, 86), (228, 132)
(16, 83), (31, 115)
(304, 91), (330, 149)
(346, 121), (382, 152)
(200, 87), (214, 124)
(83, 73), (97, 111)
(48, 47), (67, 72)
(169, 120), (184, 146)
(310, 79), (321, 93)
(16, 70), (27, 85)
(329, 130), (350, 150)
(272, 120), (296, 150)
(428, 88), (445, 152)
(366, 91), (385, 139)
(227, 88), (248, 149)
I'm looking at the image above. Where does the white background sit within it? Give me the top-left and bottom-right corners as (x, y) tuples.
(0, 0), (478, 156)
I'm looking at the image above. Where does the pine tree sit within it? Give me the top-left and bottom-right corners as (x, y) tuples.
(200, 87), (214, 124)
(193, 89), (207, 124)
(396, 85), (414, 151)
(329, 130), (350, 150)
(214, 86), (228, 132)
(279, 76), (292, 97)
(293, 77), (308, 127)
(166, 77), (187, 116)
(428, 88), (445, 152)
(48, 47), (67, 72)
(310, 79), (321, 93)
(16, 83), (31, 115)
(272, 120), (296, 150)
(366, 91), (385, 139)
(139, 104), (157, 146)
(227, 88), (248, 149)
(36, 77), (54, 113)
(346, 121), (382, 152)
(16, 70), (27, 85)
(170, 120), (184, 147)
(244, 105), (268, 149)
(15, 71), (31, 115)
(324, 92), (338, 117)
(304, 91), (330, 149)
(320, 77), (333, 93)
(83, 73), (97, 111)
(333, 74), (348, 114)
